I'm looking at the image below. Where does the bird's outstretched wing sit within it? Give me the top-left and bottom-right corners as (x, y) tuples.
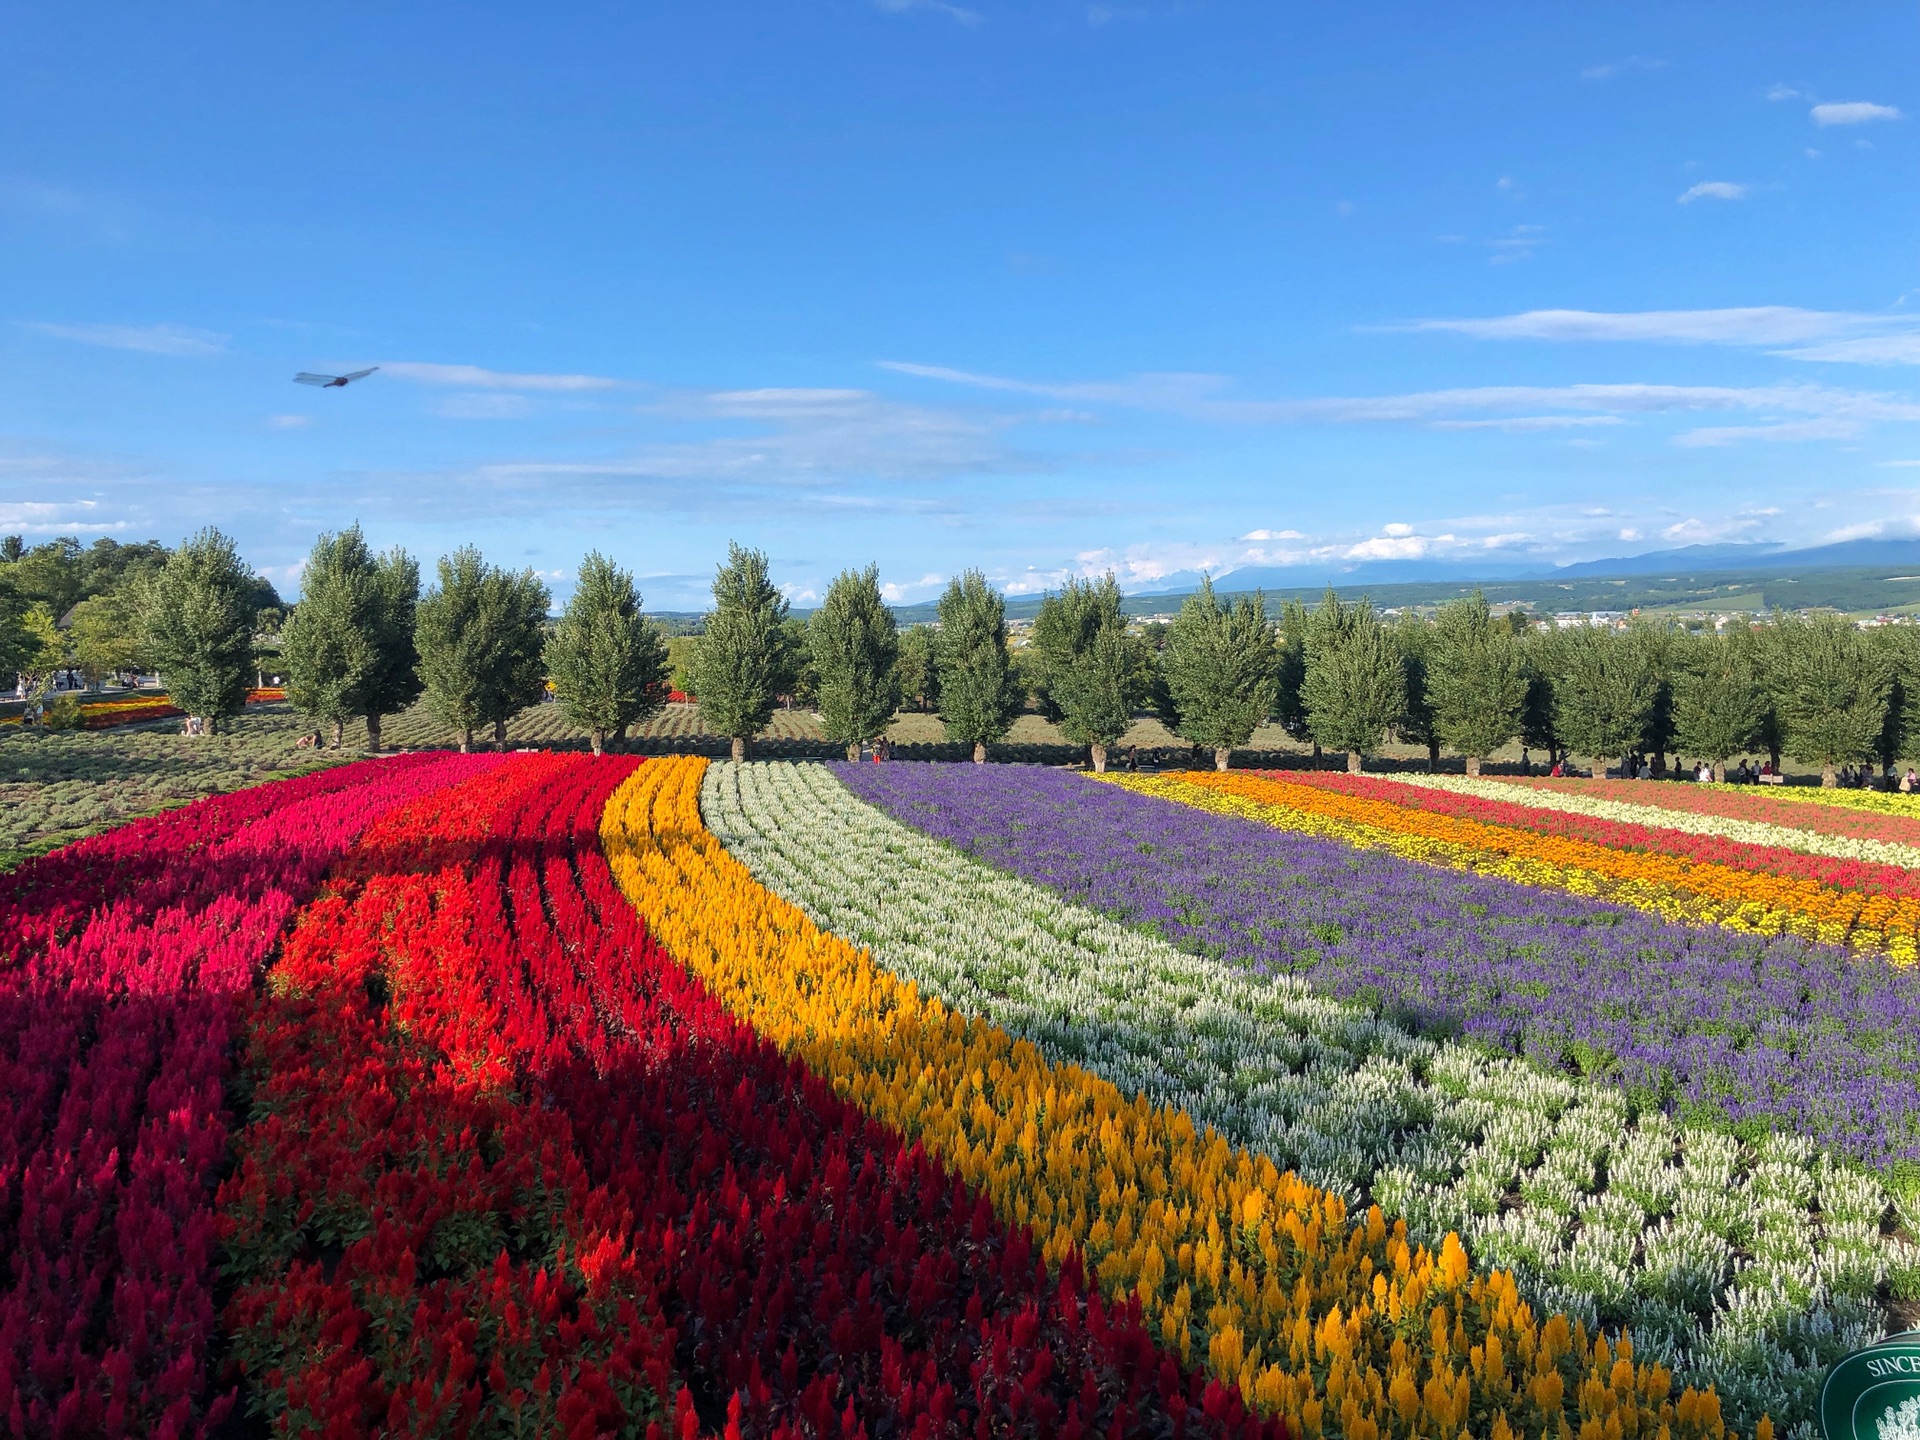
(293, 372), (336, 386)
(339, 367), (379, 383)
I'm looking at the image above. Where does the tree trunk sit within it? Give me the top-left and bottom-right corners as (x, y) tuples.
(1215, 746), (1231, 772)
(973, 741), (987, 764)
(1427, 739), (1440, 772)
(1822, 762), (1837, 788)
(460, 726), (472, 754)
(1713, 760), (1726, 783)
(1466, 755), (1482, 778)
(1091, 743), (1107, 773)
(1769, 741), (1782, 771)
(331, 718), (344, 749)
(1346, 750), (1362, 775)
(493, 718), (508, 749)
(1311, 742), (1322, 768)
(848, 741), (860, 762)
(732, 735), (747, 763)
(589, 729), (605, 757)
(366, 712), (382, 754)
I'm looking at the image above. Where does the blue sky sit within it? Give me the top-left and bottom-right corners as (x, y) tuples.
(4, 3), (1917, 607)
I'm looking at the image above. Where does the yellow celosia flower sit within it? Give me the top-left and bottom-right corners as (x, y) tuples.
(599, 757), (1749, 1440)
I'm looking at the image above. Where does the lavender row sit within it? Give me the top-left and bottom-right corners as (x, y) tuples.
(833, 762), (1920, 1170)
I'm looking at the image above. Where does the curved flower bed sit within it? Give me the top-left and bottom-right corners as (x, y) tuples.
(1497, 778), (1920, 846)
(223, 753), (1262, 1440)
(0, 751), (494, 1438)
(708, 759), (1902, 1431)
(1281, 771), (1920, 907)
(835, 762), (1920, 1174)
(1149, 771), (1912, 958)
(604, 756), (1753, 1440)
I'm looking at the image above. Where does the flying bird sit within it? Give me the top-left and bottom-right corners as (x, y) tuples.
(293, 367), (379, 388)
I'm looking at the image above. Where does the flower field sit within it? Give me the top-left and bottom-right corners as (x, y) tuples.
(12, 751), (1918, 1437)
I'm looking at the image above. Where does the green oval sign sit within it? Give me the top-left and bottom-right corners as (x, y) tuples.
(1820, 1332), (1920, 1440)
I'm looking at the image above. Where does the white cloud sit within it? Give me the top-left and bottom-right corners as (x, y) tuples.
(1382, 522), (1415, 537)
(1775, 335), (1920, 365)
(267, 414), (312, 429)
(0, 499), (127, 534)
(1432, 415), (1625, 432)
(880, 573), (946, 603)
(383, 361), (620, 391)
(1398, 305), (1882, 345)
(1240, 529), (1305, 541)
(872, 0), (982, 24)
(1768, 84), (1803, 102)
(22, 321), (226, 356)
(879, 360), (1227, 409)
(1673, 417), (1865, 447)
(1811, 101), (1902, 126)
(1678, 181), (1749, 204)
(1581, 56), (1665, 81)
(1879, 460), (1920, 468)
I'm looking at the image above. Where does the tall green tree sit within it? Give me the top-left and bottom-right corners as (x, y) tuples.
(781, 617), (818, 709)
(1550, 624), (1658, 778)
(18, 603), (67, 713)
(1771, 612), (1890, 786)
(1391, 611), (1440, 770)
(1518, 629), (1561, 767)
(132, 528), (256, 734)
(545, 552), (669, 756)
(809, 564), (900, 758)
(935, 570), (1023, 763)
(1428, 591), (1526, 776)
(1032, 574), (1148, 771)
(1271, 599), (1311, 748)
(1163, 577), (1277, 771)
(9, 537), (86, 619)
(283, 527), (421, 750)
(417, 547), (551, 751)
(1671, 630), (1764, 781)
(687, 543), (793, 762)
(0, 573), (32, 690)
(1626, 622), (1680, 773)
(1301, 590), (1404, 774)
(67, 590), (141, 690)
(894, 626), (939, 712)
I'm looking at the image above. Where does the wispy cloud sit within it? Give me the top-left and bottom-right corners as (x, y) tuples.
(435, 392), (534, 420)
(880, 360), (1228, 408)
(1395, 306), (1882, 346)
(1430, 415), (1625, 432)
(0, 498), (129, 534)
(872, 0), (982, 25)
(382, 361), (621, 391)
(1580, 56), (1665, 81)
(1678, 181), (1749, 204)
(267, 414), (312, 429)
(1774, 335), (1920, 366)
(21, 321), (227, 356)
(1811, 100), (1902, 126)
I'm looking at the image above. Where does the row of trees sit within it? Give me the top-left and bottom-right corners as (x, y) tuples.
(12, 523), (1911, 785)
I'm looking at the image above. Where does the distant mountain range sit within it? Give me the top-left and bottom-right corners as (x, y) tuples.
(1129, 538), (1920, 596)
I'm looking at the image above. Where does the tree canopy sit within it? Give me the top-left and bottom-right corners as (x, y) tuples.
(545, 552), (669, 755)
(1426, 592), (1526, 774)
(1549, 623), (1659, 776)
(417, 547), (551, 751)
(132, 527), (257, 733)
(810, 564), (900, 757)
(935, 570), (1023, 763)
(1301, 590), (1403, 773)
(1033, 574), (1148, 769)
(1770, 612), (1890, 785)
(1163, 577), (1277, 770)
(687, 543), (793, 761)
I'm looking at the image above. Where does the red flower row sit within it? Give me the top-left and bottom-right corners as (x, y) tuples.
(1280, 769), (1920, 900)
(219, 753), (1283, 1440)
(0, 754), (497, 1438)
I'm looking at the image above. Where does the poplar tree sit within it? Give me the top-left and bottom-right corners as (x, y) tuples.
(283, 527), (374, 748)
(935, 570), (1023, 763)
(1391, 611), (1440, 770)
(1033, 574), (1148, 771)
(0, 574), (33, 692)
(1271, 599), (1311, 748)
(688, 543), (793, 762)
(1550, 624), (1657, 778)
(1671, 630), (1763, 781)
(283, 524), (417, 750)
(417, 547), (551, 752)
(133, 527), (255, 734)
(1301, 589), (1403, 774)
(1771, 612), (1890, 786)
(545, 552), (669, 757)
(67, 591), (140, 690)
(810, 564), (900, 759)
(1164, 577), (1277, 771)
(894, 626), (939, 712)
(1428, 591), (1526, 776)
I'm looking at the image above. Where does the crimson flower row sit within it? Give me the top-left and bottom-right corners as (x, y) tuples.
(0, 754), (495, 1438)
(219, 753), (1283, 1440)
